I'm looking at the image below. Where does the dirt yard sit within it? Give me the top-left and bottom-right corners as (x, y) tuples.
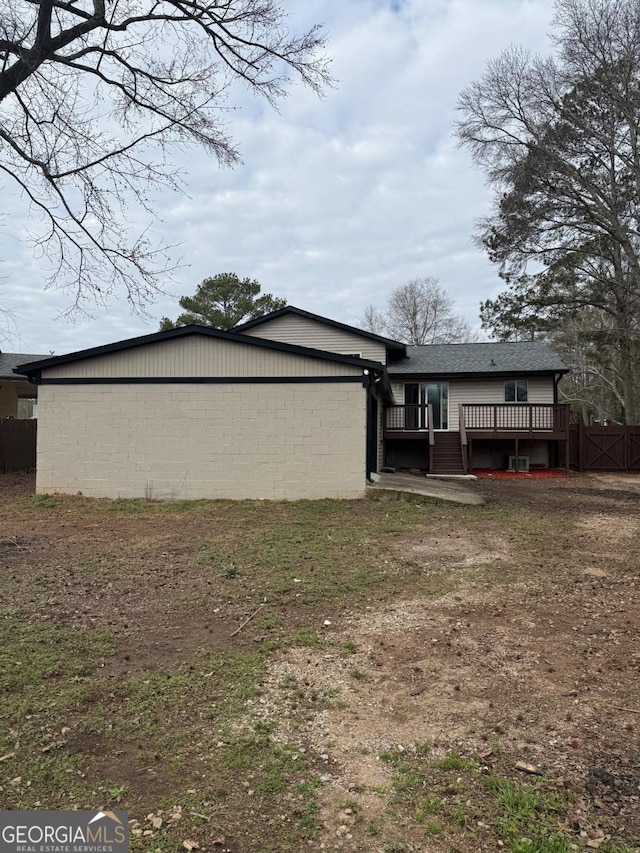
(0, 471), (638, 853)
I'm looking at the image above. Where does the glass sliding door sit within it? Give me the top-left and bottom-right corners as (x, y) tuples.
(425, 382), (448, 430)
(404, 382), (449, 430)
(404, 383), (421, 429)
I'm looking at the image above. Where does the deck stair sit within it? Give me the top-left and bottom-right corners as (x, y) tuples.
(431, 432), (465, 475)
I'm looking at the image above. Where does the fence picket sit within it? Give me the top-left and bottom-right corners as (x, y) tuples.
(0, 419), (37, 473)
(569, 424), (640, 473)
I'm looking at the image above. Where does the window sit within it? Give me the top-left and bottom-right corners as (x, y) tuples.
(16, 397), (37, 419)
(404, 382), (448, 429)
(505, 380), (528, 403)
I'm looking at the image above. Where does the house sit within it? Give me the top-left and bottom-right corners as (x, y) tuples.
(236, 307), (571, 475)
(0, 352), (47, 418)
(16, 307), (569, 500)
(16, 325), (391, 500)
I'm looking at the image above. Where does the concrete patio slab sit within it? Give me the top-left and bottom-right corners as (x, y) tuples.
(367, 472), (484, 505)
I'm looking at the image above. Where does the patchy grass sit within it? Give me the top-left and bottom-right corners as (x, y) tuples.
(487, 777), (571, 853)
(1, 476), (639, 851)
(379, 744), (587, 851)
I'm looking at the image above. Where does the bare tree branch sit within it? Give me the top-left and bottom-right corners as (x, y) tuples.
(458, 0), (640, 422)
(363, 278), (476, 345)
(0, 0), (332, 313)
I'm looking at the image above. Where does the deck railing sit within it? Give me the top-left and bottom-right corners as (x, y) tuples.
(458, 404), (468, 473)
(385, 403), (571, 435)
(385, 404), (431, 432)
(461, 403), (570, 434)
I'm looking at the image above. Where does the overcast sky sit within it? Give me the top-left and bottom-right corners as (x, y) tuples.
(2, 0), (558, 356)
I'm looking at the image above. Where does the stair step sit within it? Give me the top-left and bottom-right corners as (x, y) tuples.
(430, 432), (465, 473)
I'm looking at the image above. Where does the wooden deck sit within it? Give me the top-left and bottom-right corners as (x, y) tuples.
(384, 403), (570, 440)
(383, 403), (571, 474)
(462, 403), (571, 440)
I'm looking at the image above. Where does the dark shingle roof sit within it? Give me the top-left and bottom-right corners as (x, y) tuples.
(387, 341), (568, 377)
(1, 352), (48, 379)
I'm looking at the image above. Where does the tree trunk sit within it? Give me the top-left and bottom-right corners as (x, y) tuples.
(618, 335), (640, 424)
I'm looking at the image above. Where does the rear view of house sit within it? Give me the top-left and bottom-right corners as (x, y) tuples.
(237, 308), (571, 476)
(384, 341), (570, 474)
(17, 306), (569, 500)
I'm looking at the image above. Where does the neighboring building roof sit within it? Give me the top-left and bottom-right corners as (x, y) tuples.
(1, 352), (49, 380)
(387, 341), (568, 377)
(15, 324), (386, 378)
(233, 306), (407, 353)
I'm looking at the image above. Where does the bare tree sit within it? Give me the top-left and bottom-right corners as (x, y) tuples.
(457, 0), (640, 422)
(362, 278), (475, 345)
(0, 1), (331, 313)
(359, 304), (387, 337)
(550, 309), (626, 423)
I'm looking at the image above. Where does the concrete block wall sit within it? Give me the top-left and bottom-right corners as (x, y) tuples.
(36, 383), (368, 500)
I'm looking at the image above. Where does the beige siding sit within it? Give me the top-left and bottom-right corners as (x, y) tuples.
(45, 336), (364, 380)
(449, 377), (554, 429)
(0, 383), (18, 418)
(36, 383), (367, 500)
(391, 377), (555, 430)
(390, 380), (404, 400)
(241, 315), (386, 363)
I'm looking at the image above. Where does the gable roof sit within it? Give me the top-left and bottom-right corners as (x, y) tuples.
(233, 306), (407, 353)
(1, 352), (49, 380)
(388, 341), (568, 378)
(15, 324), (386, 379)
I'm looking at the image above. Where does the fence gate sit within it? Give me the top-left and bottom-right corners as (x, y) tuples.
(571, 423), (640, 473)
(629, 427), (640, 472)
(0, 419), (37, 473)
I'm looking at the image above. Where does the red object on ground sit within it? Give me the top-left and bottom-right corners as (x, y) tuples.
(471, 469), (566, 479)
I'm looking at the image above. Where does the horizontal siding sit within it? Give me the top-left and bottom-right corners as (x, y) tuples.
(391, 380), (404, 400)
(241, 315), (386, 363)
(390, 377), (555, 430)
(43, 337), (364, 380)
(450, 378), (554, 429)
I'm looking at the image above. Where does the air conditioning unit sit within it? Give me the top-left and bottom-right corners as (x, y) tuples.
(508, 455), (530, 472)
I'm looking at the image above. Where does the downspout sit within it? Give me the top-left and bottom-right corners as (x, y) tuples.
(362, 370), (375, 483)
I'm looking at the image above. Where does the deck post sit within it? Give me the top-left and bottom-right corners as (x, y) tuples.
(427, 403), (434, 473)
(458, 403), (468, 474)
(515, 438), (519, 472)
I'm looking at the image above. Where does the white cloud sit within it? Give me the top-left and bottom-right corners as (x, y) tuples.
(1, 0), (556, 352)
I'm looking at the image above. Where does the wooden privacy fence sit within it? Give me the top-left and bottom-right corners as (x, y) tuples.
(0, 419), (37, 473)
(569, 423), (640, 472)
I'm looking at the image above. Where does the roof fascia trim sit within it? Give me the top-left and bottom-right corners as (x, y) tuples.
(386, 369), (570, 381)
(15, 325), (387, 379)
